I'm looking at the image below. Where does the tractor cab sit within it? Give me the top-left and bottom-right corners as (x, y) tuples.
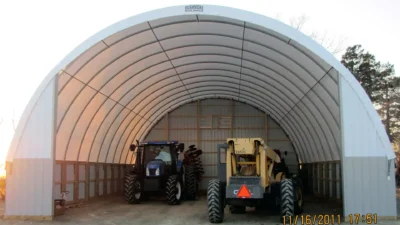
(139, 141), (184, 178)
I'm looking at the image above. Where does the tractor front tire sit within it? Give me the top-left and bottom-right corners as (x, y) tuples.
(166, 175), (182, 205)
(185, 165), (197, 200)
(280, 179), (295, 222)
(124, 174), (141, 204)
(207, 179), (224, 223)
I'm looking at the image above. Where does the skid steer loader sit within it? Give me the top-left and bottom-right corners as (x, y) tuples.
(207, 138), (303, 223)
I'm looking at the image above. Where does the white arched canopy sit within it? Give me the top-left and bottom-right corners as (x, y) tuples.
(5, 4), (396, 220)
(7, 5), (394, 164)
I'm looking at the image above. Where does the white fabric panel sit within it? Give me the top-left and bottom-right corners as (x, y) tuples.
(160, 35), (242, 50)
(240, 67), (300, 103)
(245, 22), (291, 43)
(341, 77), (389, 157)
(172, 55), (241, 67)
(122, 120), (152, 164)
(284, 110), (320, 162)
(314, 81), (340, 125)
(89, 104), (124, 162)
(57, 78), (85, 128)
(166, 46), (242, 59)
(106, 111), (137, 163)
(14, 78), (56, 159)
(239, 76), (294, 112)
(125, 73), (181, 110)
(64, 41), (108, 76)
(198, 15), (244, 26)
(180, 70), (240, 80)
(242, 52), (311, 94)
(319, 72), (339, 104)
(88, 42), (163, 90)
(113, 115), (144, 163)
(176, 62), (241, 74)
(244, 29), (326, 81)
(57, 72), (72, 93)
(108, 58), (171, 100)
(307, 86), (341, 149)
(67, 93), (107, 161)
(242, 59), (307, 97)
(279, 119), (306, 162)
(56, 86), (97, 160)
(147, 94), (192, 122)
(97, 108), (130, 163)
(74, 30), (157, 83)
(133, 85), (186, 116)
(79, 99), (116, 161)
(149, 15), (197, 28)
(288, 39), (332, 74)
(296, 99), (335, 161)
(120, 70), (179, 109)
(103, 22), (150, 46)
(152, 22), (244, 40)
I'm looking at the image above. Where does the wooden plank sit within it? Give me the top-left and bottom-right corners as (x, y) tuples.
(95, 164), (99, 197)
(74, 163), (78, 201)
(61, 163), (66, 193)
(165, 113), (169, 140)
(104, 165), (107, 196)
(85, 163), (89, 201)
(197, 100), (201, 148)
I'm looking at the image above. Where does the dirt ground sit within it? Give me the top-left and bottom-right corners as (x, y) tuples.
(0, 194), (399, 225)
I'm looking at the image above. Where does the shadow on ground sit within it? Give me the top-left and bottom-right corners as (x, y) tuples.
(0, 193), (398, 225)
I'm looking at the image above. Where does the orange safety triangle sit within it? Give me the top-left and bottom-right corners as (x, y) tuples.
(237, 184), (251, 198)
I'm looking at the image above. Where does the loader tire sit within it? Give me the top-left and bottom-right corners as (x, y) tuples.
(280, 179), (295, 222)
(207, 179), (224, 223)
(166, 175), (182, 205)
(124, 174), (141, 204)
(294, 185), (304, 214)
(185, 165), (197, 200)
(229, 205), (246, 214)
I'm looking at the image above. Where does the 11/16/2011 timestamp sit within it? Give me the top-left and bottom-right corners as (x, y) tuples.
(282, 214), (378, 224)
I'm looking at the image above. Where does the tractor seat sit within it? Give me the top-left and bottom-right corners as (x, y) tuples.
(239, 166), (257, 176)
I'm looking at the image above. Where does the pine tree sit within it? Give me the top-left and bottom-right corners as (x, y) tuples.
(341, 45), (399, 143)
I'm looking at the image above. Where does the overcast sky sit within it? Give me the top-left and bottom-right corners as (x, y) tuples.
(0, 0), (399, 162)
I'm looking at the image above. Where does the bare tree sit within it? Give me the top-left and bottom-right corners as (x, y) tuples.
(289, 14), (309, 31)
(276, 13), (347, 56)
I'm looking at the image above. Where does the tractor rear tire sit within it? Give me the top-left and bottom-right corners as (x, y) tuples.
(229, 205), (246, 214)
(207, 179), (224, 223)
(166, 175), (182, 205)
(185, 165), (197, 200)
(124, 174), (141, 204)
(280, 179), (295, 222)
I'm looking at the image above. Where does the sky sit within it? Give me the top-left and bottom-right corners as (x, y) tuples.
(0, 0), (399, 172)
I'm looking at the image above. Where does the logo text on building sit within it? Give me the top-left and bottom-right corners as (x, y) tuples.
(185, 5), (203, 12)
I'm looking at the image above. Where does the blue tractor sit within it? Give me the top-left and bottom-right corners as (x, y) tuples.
(124, 140), (199, 205)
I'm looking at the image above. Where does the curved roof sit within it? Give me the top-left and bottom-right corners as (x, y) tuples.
(7, 5), (393, 164)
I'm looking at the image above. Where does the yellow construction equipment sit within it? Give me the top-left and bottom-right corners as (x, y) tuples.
(207, 138), (303, 223)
